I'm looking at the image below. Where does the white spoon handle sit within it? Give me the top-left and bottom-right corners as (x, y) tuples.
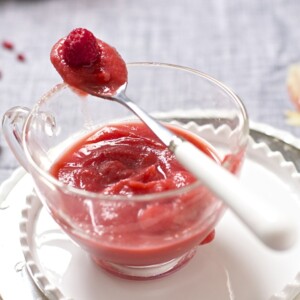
(174, 140), (298, 251)
(109, 91), (298, 250)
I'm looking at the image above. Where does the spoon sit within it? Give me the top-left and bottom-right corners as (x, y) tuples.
(88, 82), (298, 251)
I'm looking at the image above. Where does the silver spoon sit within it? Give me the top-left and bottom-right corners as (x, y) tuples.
(86, 82), (298, 251)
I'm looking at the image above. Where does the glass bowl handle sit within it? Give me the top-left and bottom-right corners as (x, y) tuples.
(2, 106), (30, 171)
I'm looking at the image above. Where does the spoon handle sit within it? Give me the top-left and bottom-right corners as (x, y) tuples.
(173, 139), (298, 250)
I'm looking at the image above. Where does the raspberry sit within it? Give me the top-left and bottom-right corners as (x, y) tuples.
(62, 28), (101, 67)
(17, 53), (25, 62)
(2, 40), (14, 50)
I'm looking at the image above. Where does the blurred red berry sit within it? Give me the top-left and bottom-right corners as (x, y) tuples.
(2, 40), (14, 50)
(17, 53), (25, 62)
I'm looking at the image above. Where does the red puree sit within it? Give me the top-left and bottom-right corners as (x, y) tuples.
(49, 28), (224, 266)
(50, 122), (221, 266)
(51, 122), (220, 194)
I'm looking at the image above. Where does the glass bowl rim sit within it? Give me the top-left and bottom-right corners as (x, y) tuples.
(22, 62), (249, 202)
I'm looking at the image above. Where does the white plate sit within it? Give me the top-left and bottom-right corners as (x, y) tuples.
(2, 127), (300, 300)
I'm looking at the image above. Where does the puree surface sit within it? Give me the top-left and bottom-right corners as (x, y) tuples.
(49, 122), (220, 266)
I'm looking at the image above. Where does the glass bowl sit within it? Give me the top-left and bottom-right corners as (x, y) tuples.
(2, 62), (249, 280)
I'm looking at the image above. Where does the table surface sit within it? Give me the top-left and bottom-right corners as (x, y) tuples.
(0, 0), (300, 184)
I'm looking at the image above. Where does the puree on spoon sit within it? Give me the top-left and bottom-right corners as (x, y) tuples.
(50, 28), (127, 95)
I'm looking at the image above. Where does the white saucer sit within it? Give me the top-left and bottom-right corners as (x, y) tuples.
(2, 129), (300, 299)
